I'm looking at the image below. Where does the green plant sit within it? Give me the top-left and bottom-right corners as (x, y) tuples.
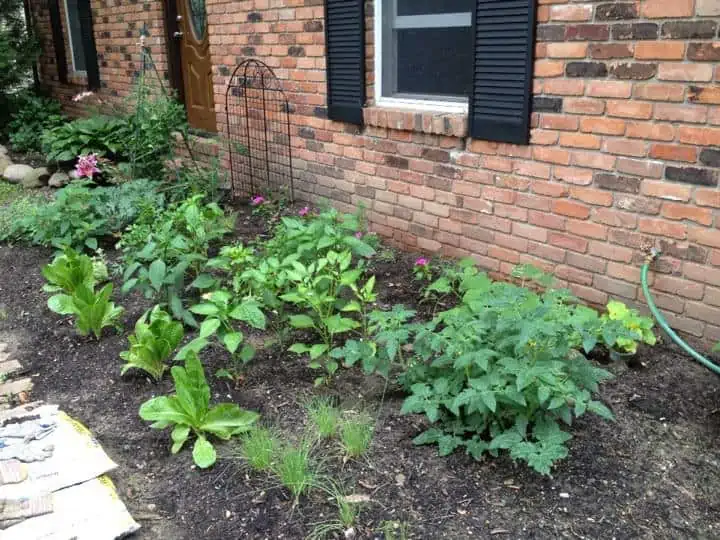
(0, 191), (44, 243)
(399, 267), (616, 476)
(41, 248), (96, 295)
(42, 115), (131, 162)
(600, 300), (657, 354)
(139, 351), (259, 468)
(238, 426), (279, 472)
(283, 250), (364, 384)
(8, 92), (65, 153)
(380, 521), (410, 540)
(9, 179), (163, 251)
(331, 304), (416, 379)
(306, 397), (342, 439)
(272, 438), (316, 499)
(307, 479), (362, 540)
(180, 289), (266, 382)
(120, 195), (234, 324)
(120, 306), (184, 380)
(0, 0), (38, 103)
(339, 412), (374, 458)
(47, 283), (124, 339)
(713, 342), (720, 353)
(164, 159), (224, 203)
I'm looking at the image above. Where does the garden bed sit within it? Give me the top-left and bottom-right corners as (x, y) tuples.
(1, 207), (719, 539)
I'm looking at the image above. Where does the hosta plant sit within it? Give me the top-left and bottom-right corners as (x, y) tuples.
(400, 268), (617, 476)
(120, 306), (184, 380)
(47, 283), (124, 339)
(139, 352), (259, 468)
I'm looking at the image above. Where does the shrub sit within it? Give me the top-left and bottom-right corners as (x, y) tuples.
(397, 266), (618, 475)
(8, 92), (65, 153)
(0, 0), (38, 101)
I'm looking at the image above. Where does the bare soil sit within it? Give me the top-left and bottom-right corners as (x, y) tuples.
(1, 207), (719, 539)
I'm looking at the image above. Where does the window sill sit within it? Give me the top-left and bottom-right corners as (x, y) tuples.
(363, 105), (468, 138)
(67, 72), (88, 86)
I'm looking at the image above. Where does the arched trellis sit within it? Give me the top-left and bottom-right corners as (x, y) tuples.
(225, 59), (294, 201)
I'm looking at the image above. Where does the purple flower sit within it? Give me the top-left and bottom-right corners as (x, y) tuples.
(355, 231), (363, 239)
(415, 257), (429, 267)
(75, 154), (100, 178)
(298, 206), (309, 217)
(250, 195), (265, 206)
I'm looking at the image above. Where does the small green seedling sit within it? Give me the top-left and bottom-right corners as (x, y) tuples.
(239, 426), (279, 472)
(306, 397), (342, 439)
(339, 412), (374, 458)
(272, 439), (316, 499)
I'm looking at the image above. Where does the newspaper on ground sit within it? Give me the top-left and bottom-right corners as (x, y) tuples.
(3, 476), (140, 539)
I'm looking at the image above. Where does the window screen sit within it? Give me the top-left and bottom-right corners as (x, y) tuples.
(65, 0), (86, 72)
(381, 0), (474, 102)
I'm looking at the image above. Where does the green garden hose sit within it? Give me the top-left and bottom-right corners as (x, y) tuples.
(641, 254), (720, 376)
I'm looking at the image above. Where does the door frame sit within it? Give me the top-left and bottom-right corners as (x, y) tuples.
(162, 0), (185, 105)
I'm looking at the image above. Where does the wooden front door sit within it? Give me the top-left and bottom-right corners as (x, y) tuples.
(175, 0), (216, 132)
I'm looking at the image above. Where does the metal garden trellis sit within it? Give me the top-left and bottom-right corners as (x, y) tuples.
(225, 59), (294, 202)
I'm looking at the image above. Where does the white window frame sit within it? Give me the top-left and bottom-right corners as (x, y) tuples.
(373, 0), (470, 114)
(63, 0), (86, 74)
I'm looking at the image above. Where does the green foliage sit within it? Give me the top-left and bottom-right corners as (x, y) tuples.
(120, 195), (234, 324)
(139, 352), (259, 468)
(6, 179), (163, 250)
(713, 342), (720, 354)
(8, 92), (65, 153)
(47, 283), (124, 339)
(120, 306), (184, 380)
(41, 248), (96, 294)
(339, 412), (374, 458)
(283, 250), (366, 383)
(42, 116), (130, 162)
(124, 69), (187, 179)
(331, 304), (416, 379)
(179, 289), (266, 381)
(239, 426), (279, 472)
(0, 189), (44, 242)
(423, 257), (481, 300)
(0, 0), (38, 101)
(399, 265), (616, 475)
(164, 159), (224, 203)
(272, 439), (316, 499)
(306, 397), (342, 439)
(601, 300), (657, 354)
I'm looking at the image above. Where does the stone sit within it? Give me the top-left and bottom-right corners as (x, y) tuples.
(48, 170), (70, 188)
(2, 164), (33, 184)
(0, 144), (7, 156)
(0, 156), (11, 176)
(22, 167), (51, 189)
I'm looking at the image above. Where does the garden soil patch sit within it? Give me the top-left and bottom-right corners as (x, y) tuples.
(1, 223), (720, 538)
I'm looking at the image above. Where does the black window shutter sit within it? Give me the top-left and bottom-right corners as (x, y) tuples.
(324, 0), (365, 125)
(76, 0), (101, 90)
(469, 0), (536, 145)
(48, 0), (68, 84)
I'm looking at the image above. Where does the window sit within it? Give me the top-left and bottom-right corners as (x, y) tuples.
(64, 0), (86, 72)
(376, 0), (474, 112)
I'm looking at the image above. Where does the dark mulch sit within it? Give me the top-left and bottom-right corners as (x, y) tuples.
(1, 206), (719, 539)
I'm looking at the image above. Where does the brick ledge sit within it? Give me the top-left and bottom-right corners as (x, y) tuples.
(363, 106), (468, 138)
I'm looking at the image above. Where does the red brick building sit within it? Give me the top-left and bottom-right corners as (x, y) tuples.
(28, 0), (720, 343)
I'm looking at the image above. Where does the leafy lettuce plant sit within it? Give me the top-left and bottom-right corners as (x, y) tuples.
(42, 248), (96, 294)
(400, 267), (617, 476)
(120, 306), (184, 380)
(48, 283), (124, 339)
(139, 352), (259, 468)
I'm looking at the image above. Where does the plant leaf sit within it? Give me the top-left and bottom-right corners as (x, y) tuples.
(192, 436), (217, 468)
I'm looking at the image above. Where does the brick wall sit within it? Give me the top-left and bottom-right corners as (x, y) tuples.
(32, 0), (720, 343)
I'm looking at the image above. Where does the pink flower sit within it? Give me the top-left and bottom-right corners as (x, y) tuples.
(415, 257), (428, 267)
(298, 206), (309, 217)
(355, 231), (363, 239)
(250, 195), (265, 206)
(75, 154), (100, 178)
